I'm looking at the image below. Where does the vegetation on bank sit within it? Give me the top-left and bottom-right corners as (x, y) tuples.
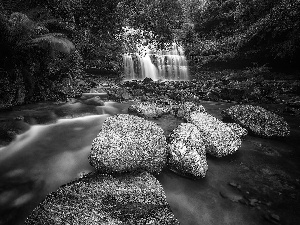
(183, 0), (300, 72)
(0, 0), (299, 107)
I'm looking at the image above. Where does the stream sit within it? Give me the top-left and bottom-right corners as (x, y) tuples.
(0, 99), (299, 225)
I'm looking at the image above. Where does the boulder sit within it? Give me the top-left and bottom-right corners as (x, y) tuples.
(143, 77), (153, 83)
(226, 123), (248, 138)
(128, 101), (170, 118)
(175, 102), (206, 119)
(80, 96), (105, 106)
(25, 171), (179, 225)
(222, 105), (290, 138)
(187, 111), (242, 157)
(168, 123), (208, 179)
(89, 114), (167, 174)
(107, 87), (132, 101)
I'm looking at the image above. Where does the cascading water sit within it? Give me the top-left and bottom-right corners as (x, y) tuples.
(123, 43), (189, 81)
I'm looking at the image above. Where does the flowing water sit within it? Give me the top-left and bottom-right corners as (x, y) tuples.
(123, 44), (189, 81)
(0, 100), (299, 225)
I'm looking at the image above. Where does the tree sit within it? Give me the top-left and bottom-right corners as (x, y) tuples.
(117, 0), (184, 48)
(0, 11), (84, 107)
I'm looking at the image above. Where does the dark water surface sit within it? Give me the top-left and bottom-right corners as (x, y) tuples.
(0, 101), (299, 225)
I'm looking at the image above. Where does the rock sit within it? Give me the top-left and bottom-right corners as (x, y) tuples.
(90, 87), (106, 93)
(108, 88), (131, 101)
(168, 123), (208, 179)
(219, 88), (245, 102)
(219, 190), (244, 203)
(228, 181), (238, 187)
(249, 198), (259, 207)
(270, 214), (280, 222)
(143, 77), (153, 83)
(206, 91), (219, 101)
(264, 213), (280, 224)
(81, 92), (108, 99)
(25, 171), (179, 225)
(89, 114), (167, 174)
(222, 105), (290, 138)
(187, 111), (242, 157)
(81, 96), (104, 106)
(128, 101), (170, 118)
(0, 120), (31, 142)
(175, 102), (206, 120)
(226, 123), (248, 138)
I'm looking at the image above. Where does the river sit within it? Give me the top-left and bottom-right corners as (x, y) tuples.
(0, 99), (299, 225)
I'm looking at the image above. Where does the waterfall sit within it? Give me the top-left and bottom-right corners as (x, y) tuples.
(123, 44), (189, 81)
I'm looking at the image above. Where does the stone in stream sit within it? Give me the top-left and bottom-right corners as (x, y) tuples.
(128, 101), (171, 118)
(89, 114), (167, 174)
(187, 111), (242, 157)
(25, 171), (180, 225)
(79, 96), (105, 106)
(221, 105), (290, 138)
(226, 123), (248, 138)
(175, 102), (206, 120)
(168, 123), (208, 179)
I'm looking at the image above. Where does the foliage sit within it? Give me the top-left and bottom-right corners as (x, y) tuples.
(0, 10), (86, 107)
(117, 0), (184, 48)
(186, 0), (300, 71)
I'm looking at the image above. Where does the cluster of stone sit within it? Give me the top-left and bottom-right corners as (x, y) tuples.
(128, 101), (170, 118)
(168, 123), (208, 178)
(175, 102), (206, 119)
(222, 104), (290, 138)
(187, 111), (242, 157)
(89, 114), (167, 174)
(25, 172), (179, 225)
(26, 114), (180, 224)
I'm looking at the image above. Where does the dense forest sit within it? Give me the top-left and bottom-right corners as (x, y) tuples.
(1, 0), (299, 107)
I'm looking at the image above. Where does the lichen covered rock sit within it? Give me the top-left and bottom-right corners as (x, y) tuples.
(168, 123), (208, 179)
(222, 105), (290, 138)
(187, 111), (242, 157)
(89, 114), (167, 174)
(25, 172), (180, 225)
(226, 123), (248, 138)
(175, 102), (206, 119)
(128, 101), (170, 118)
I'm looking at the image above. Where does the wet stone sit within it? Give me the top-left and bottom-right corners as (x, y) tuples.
(128, 101), (171, 118)
(167, 123), (208, 179)
(175, 102), (206, 120)
(226, 123), (248, 138)
(219, 190), (244, 203)
(249, 198), (259, 207)
(25, 171), (180, 225)
(187, 111), (242, 157)
(80, 96), (105, 106)
(222, 105), (290, 138)
(89, 114), (167, 174)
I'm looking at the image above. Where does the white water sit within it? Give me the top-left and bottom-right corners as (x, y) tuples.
(123, 44), (189, 81)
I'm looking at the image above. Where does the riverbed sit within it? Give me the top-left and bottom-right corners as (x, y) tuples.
(0, 99), (299, 225)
